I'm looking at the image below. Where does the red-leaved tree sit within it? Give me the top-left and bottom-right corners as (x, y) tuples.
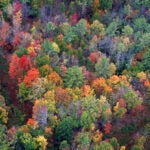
(104, 122), (112, 134)
(23, 68), (39, 87)
(9, 54), (32, 82)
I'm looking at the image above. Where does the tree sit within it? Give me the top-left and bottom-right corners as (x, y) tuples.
(9, 54), (32, 81)
(90, 20), (105, 37)
(81, 84), (94, 97)
(55, 117), (73, 143)
(46, 21), (56, 33)
(39, 64), (53, 77)
(62, 23), (77, 44)
(48, 71), (63, 86)
(36, 55), (50, 68)
(42, 39), (60, 55)
(0, 22), (10, 46)
(104, 122), (112, 134)
(100, 0), (113, 10)
(0, 0), (11, 9)
(133, 17), (148, 33)
(75, 0), (93, 17)
(19, 55), (32, 70)
(32, 99), (48, 128)
(81, 95), (102, 121)
(18, 82), (31, 101)
(44, 90), (56, 114)
(59, 140), (70, 150)
(92, 77), (107, 95)
(9, 54), (20, 80)
(19, 132), (37, 150)
(23, 68), (40, 87)
(101, 102), (112, 121)
(142, 0), (150, 7)
(89, 51), (101, 64)
(93, 0), (100, 12)
(64, 66), (85, 88)
(123, 89), (142, 110)
(12, 1), (22, 34)
(30, 0), (40, 17)
(76, 132), (91, 150)
(0, 107), (8, 124)
(92, 130), (103, 143)
(122, 25), (134, 36)
(93, 141), (114, 150)
(0, 124), (16, 149)
(124, 4), (131, 16)
(95, 56), (116, 78)
(35, 135), (48, 150)
(106, 21), (118, 37)
(80, 111), (93, 130)
(73, 19), (87, 37)
(140, 33), (150, 48)
(109, 137), (120, 150)
(15, 47), (27, 57)
(55, 87), (71, 106)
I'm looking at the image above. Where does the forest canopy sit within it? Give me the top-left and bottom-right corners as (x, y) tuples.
(0, 0), (150, 149)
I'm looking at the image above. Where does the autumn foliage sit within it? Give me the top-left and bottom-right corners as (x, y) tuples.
(55, 87), (71, 106)
(23, 68), (39, 87)
(1, 1), (150, 149)
(48, 72), (63, 86)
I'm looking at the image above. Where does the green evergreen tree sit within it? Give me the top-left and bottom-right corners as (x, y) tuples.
(55, 117), (73, 143)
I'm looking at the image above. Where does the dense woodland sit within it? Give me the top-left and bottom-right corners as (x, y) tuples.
(0, 0), (150, 149)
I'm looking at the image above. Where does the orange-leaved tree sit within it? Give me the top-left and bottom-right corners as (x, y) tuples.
(48, 71), (63, 86)
(92, 77), (112, 96)
(23, 68), (39, 87)
(81, 84), (94, 97)
(55, 87), (71, 106)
